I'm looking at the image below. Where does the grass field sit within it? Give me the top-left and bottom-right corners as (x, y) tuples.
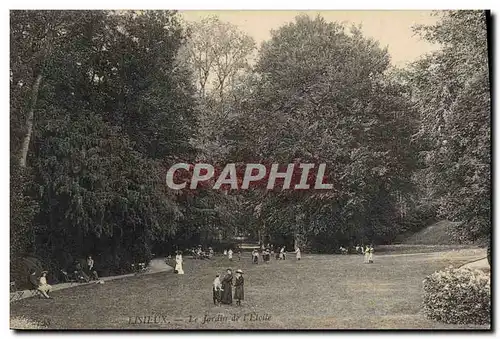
(10, 249), (489, 330)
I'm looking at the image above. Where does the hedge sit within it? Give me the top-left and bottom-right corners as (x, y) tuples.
(423, 266), (490, 325)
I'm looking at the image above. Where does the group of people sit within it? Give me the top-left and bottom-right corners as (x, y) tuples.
(363, 245), (374, 264)
(213, 268), (244, 306)
(74, 255), (99, 282)
(222, 248), (242, 261)
(251, 246), (301, 263)
(28, 254), (100, 299)
(192, 245), (214, 259)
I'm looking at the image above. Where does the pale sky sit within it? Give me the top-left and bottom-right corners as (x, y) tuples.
(180, 10), (441, 67)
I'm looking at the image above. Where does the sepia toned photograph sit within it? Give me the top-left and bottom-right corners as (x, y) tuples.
(9, 9), (491, 330)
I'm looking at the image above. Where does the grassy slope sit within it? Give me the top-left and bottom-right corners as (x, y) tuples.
(402, 220), (463, 245)
(10, 251), (488, 330)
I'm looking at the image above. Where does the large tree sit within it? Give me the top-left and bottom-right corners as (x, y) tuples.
(223, 15), (420, 249)
(10, 10), (201, 277)
(407, 11), (490, 243)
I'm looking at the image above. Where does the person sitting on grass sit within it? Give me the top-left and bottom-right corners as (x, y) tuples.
(39, 271), (53, 295)
(28, 269), (51, 299)
(75, 262), (90, 283)
(234, 269), (244, 306)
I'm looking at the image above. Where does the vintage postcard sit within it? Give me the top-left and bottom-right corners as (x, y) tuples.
(9, 9), (491, 330)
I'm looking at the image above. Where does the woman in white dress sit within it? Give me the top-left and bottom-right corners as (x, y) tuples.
(175, 251), (184, 274)
(228, 249), (233, 261)
(295, 247), (301, 260)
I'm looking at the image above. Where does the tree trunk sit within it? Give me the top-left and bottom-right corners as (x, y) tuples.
(19, 73), (43, 168)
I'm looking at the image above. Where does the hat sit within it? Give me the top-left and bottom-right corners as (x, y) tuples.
(226, 268), (232, 272)
(41, 270), (48, 274)
(236, 269), (243, 274)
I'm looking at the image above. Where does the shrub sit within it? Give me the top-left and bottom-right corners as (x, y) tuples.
(423, 266), (490, 325)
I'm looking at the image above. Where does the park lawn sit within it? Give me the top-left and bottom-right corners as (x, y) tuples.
(10, 249), (490, 330)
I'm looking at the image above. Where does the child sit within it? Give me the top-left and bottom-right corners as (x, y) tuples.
(213, 274), (223, 305)
(237, 250), (242, 261)
(252, 249), (259, 264)
(234, 269), (244, 306)
(228, 249), (233, 261)
(223, 249), (227, 256)
(364, 245), (370, 263)
(265, 249), (271, 263)
(368, 245), (374, 263)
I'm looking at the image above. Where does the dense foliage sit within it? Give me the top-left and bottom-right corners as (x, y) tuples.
(11, 10), (201, 279)
(406, 11), (490, 243)
(423, 267), (490, 324)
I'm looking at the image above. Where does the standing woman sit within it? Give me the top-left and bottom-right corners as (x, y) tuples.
(221, 268), (233, 305)
(295, 247), (301, 261)
(175, 251), (185, 274)
(234, 269), (244, 306)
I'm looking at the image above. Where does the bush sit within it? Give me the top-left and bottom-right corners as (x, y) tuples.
(423, 266), (490, 325)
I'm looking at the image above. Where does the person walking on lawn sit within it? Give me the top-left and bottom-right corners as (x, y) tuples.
(234, 269), (244, 306)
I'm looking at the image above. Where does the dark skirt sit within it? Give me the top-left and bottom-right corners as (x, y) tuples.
(213, 288), (221, 303)
(234, 285), (244, 300)
(221, 283), (232, 304)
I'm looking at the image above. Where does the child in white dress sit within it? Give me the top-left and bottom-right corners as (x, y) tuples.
(363, 246), (370, 263)
(213, 274), (223, 305)
(39, 271), (52, 295)
(368, 245), (374, 263)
